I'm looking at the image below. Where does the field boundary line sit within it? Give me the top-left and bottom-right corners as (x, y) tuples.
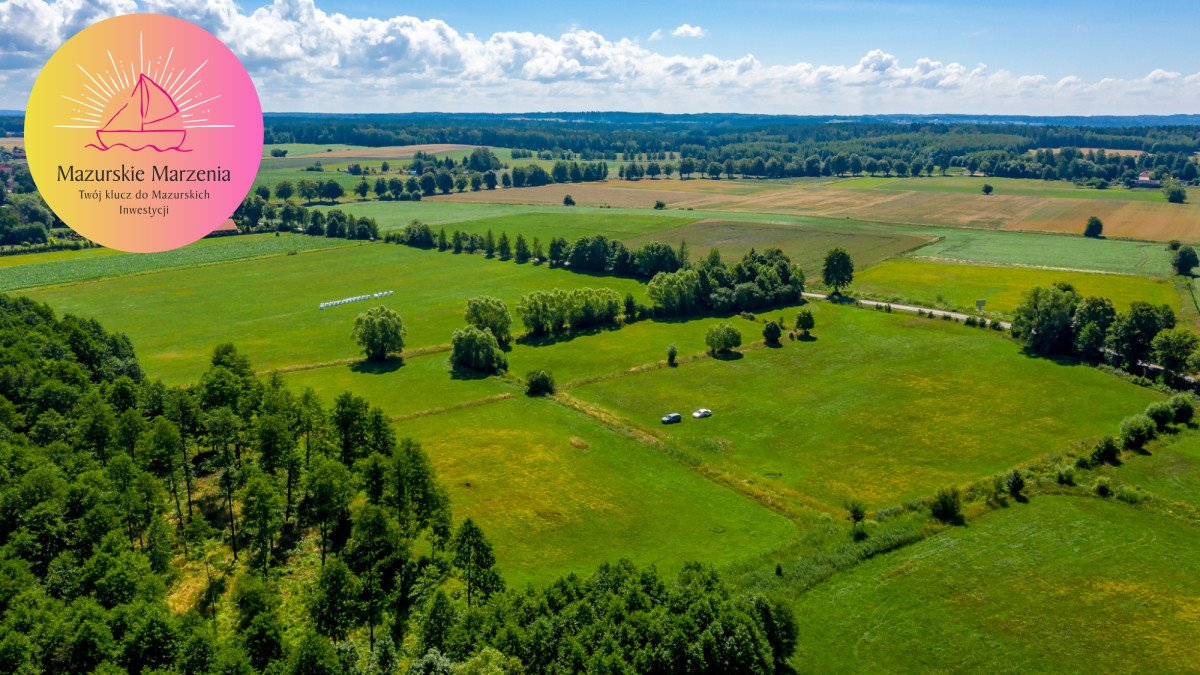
(561, 339), (773, 389)
(265, 343), (452, 375)
(551, 391), (835, 520)
(390, 393), (514, 422)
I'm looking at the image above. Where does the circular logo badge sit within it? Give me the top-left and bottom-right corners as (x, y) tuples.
(24, 14), (263, 253)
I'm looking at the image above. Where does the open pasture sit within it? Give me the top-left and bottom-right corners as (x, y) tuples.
(262, 142), (472, 159)
(0, 136), (21, 149)
(1100, 433), (1200, 510)
(23, 242), (647, 383)
(573, 303), (1159, 510)
(789, 495), (1200, 672)
(855, 257), (1180, 315)
(389, 395), (796, 586)
(0, 234), (357, 292)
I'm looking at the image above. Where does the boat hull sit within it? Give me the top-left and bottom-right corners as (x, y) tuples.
(95, 130), (187, 151)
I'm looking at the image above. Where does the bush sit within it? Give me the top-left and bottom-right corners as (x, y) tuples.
(1005, 469), (1025, 497)
(1114, 484), (1147, 504)
(705, 323), (743, 355)
(653, 200), (666, 210)
(1119, 414), (1157, 450)
(1055, 463), (1076, 486)
(1145, 401), (1175, 431)
(1093, 476), (1112, 497)
(1090, 436), (1120, 465)
(1168, 393), (1195, 424)
(562, 194), (576, 206)
(929, 486), (962, 524)
(762, 321), (782, 345)
(666, 343), (678, 366)
(525, 370), (555, 397)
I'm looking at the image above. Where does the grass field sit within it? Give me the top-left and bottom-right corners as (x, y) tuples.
(788, 495), (1200, 672)
(25, 242), (647, 383)
(381, 395), (796, 585)
(855, 257), (1181, 315)
(0, 234), (358, 292)
(1101, 433), (1200, 510)
(573, 303), (1159, 509)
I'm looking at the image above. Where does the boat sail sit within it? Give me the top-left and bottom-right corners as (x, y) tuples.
(95, 74), (187, 151)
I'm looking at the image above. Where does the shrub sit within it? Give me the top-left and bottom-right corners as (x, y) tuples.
(1093, 476), (1112, 497)
(1118, 414), (1157, 450)
(1055, 463), (1076, 486)
(653, 200), (666, 210)
(762, 321), (783, 345)
(1145, 401), (1175, 431)
(1090, 436), (1121, 466)
(1005, 469), (1025, 497)
(1083, 216), (1103, 238)
(1168, 393), (1195, 424)
(1115, 484), (1146, 504)
(929, 487), (962, 524)
(666, 343), (678, 366)
(525, 370), (555, 397)
(562, 194), (576, 206)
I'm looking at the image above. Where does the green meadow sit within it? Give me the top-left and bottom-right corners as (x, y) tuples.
(385, 396), (795, 586)
(24, 242), (647, 382)
(855, 257), (1180, 315)
(788, 495), (1200, 672)
(0, 234), (358, 292)
(572, 303), (1159, 509)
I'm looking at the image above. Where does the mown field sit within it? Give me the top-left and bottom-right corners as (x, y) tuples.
(390, 395), (795, 586)
(24, 242), (648, 383)
(572, 303), (1159, 510)
(855, 257), (1181, 315)
(789, 495), (1200, 672)
(0, 234), (358, 292)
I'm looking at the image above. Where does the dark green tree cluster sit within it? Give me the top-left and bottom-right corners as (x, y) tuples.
(515, 288), (624, 337)
(648, 247), (805, 316)
(1011, 283), (1198, 377)
(0, 294), (523, 673)
(232, 199), (381, 239)
(421, 559), (797, 673)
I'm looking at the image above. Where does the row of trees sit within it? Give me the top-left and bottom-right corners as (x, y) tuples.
(233, 198), (381, 239)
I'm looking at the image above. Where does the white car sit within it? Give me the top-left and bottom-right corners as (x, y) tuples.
(692, 408), (712, 419)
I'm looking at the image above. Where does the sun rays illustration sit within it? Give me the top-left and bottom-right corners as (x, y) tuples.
(56, 32), (233, 152)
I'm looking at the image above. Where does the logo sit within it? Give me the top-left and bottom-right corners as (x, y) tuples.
(25, 14), (263, 253)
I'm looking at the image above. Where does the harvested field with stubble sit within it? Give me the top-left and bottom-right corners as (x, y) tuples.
(437, 179), (1200, 243)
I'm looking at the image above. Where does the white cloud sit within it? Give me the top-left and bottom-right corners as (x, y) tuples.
(648, 28), (663, 41)
(0, 0), (1196, 114)
(671, 23), (706, 38)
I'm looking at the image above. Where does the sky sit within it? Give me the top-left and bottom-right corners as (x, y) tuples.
(1, 0), (1198, 115)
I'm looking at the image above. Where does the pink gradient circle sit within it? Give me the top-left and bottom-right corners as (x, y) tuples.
(25, 14), (262, 253)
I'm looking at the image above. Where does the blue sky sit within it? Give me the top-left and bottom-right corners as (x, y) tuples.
(319, 0), (1198, 82)
(1, 0), (1197, 113)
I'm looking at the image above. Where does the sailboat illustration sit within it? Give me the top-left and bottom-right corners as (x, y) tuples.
(94, 73), (188, 152)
